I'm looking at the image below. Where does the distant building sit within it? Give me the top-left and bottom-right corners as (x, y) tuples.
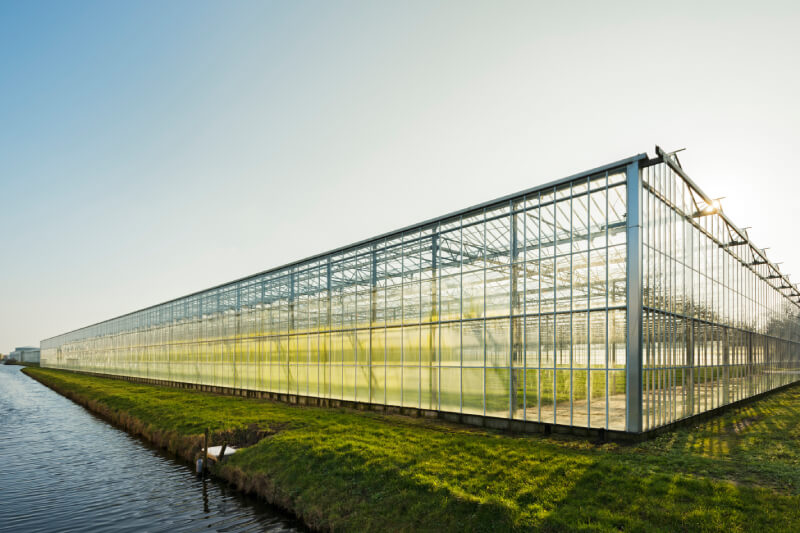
(9, 347), (40, 364)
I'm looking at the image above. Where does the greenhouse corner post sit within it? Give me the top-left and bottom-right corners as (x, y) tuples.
(625, 159), (643, 433)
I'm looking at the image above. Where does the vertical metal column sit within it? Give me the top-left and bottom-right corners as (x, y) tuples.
(430, 233), (438, 411)
(289, 270), (295, 395)
(510, 204), (520, 419)
(686, 318), (695, 416)
(626, 160), (644, 433)
(260, 281), (266, 392)
(370, 245), (378, 403)
(747, 331), (754, 397)
(723, 329), (730, 405)
(235, 287), (241, 390)
(326, 258), (332, 398)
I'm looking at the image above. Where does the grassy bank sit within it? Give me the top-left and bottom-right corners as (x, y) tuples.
(23, 367), (800, 532)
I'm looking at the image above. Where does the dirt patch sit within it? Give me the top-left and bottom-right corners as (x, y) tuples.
(729, 416), (762, 434)
(214, 422), (289, 448)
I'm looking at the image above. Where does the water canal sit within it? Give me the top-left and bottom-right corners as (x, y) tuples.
(0, 365), (303, 532)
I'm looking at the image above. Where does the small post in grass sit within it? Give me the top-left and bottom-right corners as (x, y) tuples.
(218, 443), (227, 463)
(203, 428), (209, 475)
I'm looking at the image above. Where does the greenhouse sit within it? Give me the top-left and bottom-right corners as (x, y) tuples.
(40, 147), (800, 434)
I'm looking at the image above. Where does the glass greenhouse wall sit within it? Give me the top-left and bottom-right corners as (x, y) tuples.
(639, 156), (800, 431)
(41, 149), (800, 433)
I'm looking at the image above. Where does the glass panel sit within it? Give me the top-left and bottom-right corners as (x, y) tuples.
(439, 367), (460, 412)
(402, 366), (419, 407)
(486, 368), (509, 417)
(462, 321), (484, 367)
(572, 369), (589, 427)
(540, 258), (555, 313)
(386, 366), (402, 404)
(438, 322), (460, 366)
(524, 208), (540, 262)
(485, 266), (510, 317)
(524, 369), (539, 419)
(370, 365), (385, 404)
(439, 274), (461, 321)
(386, 327), (402, 365)
(555, 255), (572, 312)
(420, 324), (435, 366)
(371, 329), (385, 364)
(461, 368), (484, 415)
(608, 245), (626, 308)
(572, 193), (589, 253)
(343, 365), (356, 401)
(589, 370), (607, 428)
(573, 252), (589, 311)
(554, 199), (571, 256)
(589, 249), (607, 309)
(540, 369), (555, 423)
(403, 325), (420, 365)
(421, 364), (436, 410)
(462, 220), (485, 271)
(608, 370), (626, 430)
(524, 261), (540, 313)
(486, 318), (510, 368)
(589, 188), (607, 250)
(485, 212), (511, 265)
(555, 369), (571, 425)
(609, 309), (626, 370)
(525, 315), (540, 368)
(462, 270), (485, 319)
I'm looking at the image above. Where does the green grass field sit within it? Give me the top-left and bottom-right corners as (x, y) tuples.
(24, 367), (800, 532)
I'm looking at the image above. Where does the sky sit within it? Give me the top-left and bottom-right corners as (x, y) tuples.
(1, 0), (799, 352)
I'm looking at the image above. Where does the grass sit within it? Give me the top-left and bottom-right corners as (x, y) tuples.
(23, 366), (800, 532)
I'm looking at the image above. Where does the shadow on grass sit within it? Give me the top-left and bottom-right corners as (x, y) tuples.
(538, 458), (800, 533)
(617, 384), (800, 493)
(24, 367), (800, 532)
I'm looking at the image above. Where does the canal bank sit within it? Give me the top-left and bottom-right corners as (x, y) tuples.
(0, 365), (301, 533)
(22, 366), (800, 532)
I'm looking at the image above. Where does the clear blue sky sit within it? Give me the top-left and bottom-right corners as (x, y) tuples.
(2, 1), (799, 352)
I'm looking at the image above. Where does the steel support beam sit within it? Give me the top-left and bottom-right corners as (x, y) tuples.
(625, 160), (643, 433)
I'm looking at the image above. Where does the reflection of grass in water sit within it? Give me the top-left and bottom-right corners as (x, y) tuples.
(25, 367), (800, 533)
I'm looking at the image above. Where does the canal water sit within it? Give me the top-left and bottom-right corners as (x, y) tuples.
(0, 366), (303, 532)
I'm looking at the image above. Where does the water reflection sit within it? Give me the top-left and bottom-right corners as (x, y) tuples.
(0, 366), (302, 533)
